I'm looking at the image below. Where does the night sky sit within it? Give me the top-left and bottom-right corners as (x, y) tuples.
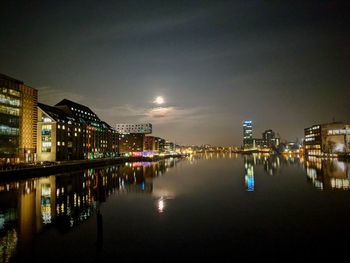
(1, 1), (349, 146)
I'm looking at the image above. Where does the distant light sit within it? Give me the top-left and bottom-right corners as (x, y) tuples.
(158, 198), (165, 213)
(154, 96), (164, 105)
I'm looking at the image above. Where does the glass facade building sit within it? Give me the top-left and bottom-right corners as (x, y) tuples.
(243, 120), (253, 147)
(0, 74), (38, 164)
(304, 122), (350, 156)
(0, 74), (21, 163)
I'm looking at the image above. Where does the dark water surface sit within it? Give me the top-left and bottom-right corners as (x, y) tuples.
(1, 154), (350, 262)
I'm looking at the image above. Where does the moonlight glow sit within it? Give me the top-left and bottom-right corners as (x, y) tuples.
(154, 96), (164, 105)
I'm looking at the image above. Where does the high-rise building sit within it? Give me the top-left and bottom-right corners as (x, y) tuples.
(116, 123), (152, 134)
(243, 120), (253, 147)
(262, 129), (279, 148)
(0, 74), (37, 164)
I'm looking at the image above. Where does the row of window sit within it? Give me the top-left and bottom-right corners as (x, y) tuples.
(0, 105), (20, 116)
(0, 87), (20, 97)
(56, 140), (113, 149)
(70, 107), (98, 121)
(0, 94), (20, 107)
(305, 145), (321, 149)
(71, 107), (95, 117)
(0, 114), (19, 127)
(327, 129), (350, 135)
(41, 125), (52, 152)
(0, 125), (19, 135)
(117, 124), (150, 127)
(57, 124), (82, 132)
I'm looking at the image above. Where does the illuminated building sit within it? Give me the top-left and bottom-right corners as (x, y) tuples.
(243, 120), (253, 147)
(304, 124), (322, 156)
(262, 129), (279, 147)
(144, 136), (166, 154)
(158, 137), (166, 153)
(37, 100), (118, 162)
(304, 122), (350, 156)
(119, 133), (145, 155)
(116, 123), (152, 134)
(0, 73), (37, 164)
(253, 138), (264, 147)
(19, 84), (38, 162)
(144, 136), (156, 152)
(164, 141), (175, 153)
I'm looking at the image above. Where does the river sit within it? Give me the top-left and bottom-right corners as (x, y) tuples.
(1, 153), (350, 261)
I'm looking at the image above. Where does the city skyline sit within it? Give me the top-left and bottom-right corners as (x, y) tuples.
(1, 1), (349, 146)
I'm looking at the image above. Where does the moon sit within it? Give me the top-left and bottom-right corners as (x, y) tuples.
(154, 96), (164, 105)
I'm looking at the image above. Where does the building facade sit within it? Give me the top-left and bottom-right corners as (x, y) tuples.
(19, 84), (38, 162)
(116, 123), (152, 134)
(119, 133), (145, 155)
(143, 136), (166, 154)
(304, 124), (322, 155)
(164, 141), (175, 153)
(243, 120), (253, 147)
(261, 129), (280, 148)
(304, 122), (350, 156)
(0, 74), (37, 164)
(37, 100), (118, 162)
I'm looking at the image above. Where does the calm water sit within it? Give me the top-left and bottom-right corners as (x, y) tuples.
(1, 154), (350, 261)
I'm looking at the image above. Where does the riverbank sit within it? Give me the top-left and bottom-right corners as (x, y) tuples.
(0, 154), (185, 182)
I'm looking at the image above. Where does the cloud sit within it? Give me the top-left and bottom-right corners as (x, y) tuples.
(147, 107), (174, 118)
(94, 103), (214, 126)
(38, 86), (86, 105)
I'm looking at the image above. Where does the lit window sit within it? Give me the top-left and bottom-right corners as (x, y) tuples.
(57, 141), (60, 146)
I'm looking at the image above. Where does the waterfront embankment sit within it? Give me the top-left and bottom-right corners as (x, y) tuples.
(0, 154), (184, 182)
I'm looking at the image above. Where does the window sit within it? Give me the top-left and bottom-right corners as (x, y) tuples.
(41, 125), (52, 152)
(8, 89), (20, 97)
(0, 94), (20, 106)
(0, 105), (20, 116)
(0, 125), (19, 135)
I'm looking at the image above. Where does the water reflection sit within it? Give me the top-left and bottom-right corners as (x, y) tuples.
(0, 157), (180, 262)
(242, 154), (283, 191)
(241, 154), (350, 191)
(244, 156), (255, 192)
(157, 197), (165, 213)
(305, 157), (350, 190)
